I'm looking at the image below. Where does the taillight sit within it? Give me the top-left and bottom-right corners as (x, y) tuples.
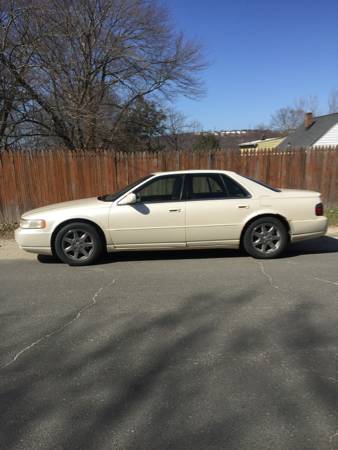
(315, 203), (323, 216)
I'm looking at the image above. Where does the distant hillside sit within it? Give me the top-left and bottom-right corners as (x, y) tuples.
(218, 130), (285, 148)
(159, 130), (285, 151)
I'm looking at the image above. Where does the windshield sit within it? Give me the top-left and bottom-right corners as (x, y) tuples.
(98, 175), (152, 202)
(243, 176), (281, 192)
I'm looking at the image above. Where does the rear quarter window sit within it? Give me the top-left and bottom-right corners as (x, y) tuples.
(221, 175), (251, 198)
(243, 176), (281, 193)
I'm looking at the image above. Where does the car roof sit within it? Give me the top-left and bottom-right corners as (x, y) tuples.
(151, 169), (235, 176)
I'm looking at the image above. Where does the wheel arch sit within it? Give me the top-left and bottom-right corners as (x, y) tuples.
(240, 213), (290, 248)
(51, 218), (107, 256)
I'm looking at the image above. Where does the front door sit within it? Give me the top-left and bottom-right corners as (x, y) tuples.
(110, 175), (186, 248)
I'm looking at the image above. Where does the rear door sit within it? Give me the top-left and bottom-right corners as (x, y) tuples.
(185, 173), (254, 246)
(110, 174), (186, 248)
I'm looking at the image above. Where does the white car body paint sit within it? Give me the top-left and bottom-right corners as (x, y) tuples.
(15, 170), (328, 256)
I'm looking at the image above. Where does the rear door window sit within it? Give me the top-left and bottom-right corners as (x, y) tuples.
(186, 174), (227, 200)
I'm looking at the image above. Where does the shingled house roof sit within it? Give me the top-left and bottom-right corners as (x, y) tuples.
(278, 112), (338, 149)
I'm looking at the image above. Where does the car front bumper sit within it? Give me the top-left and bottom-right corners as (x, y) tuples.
(15, 228), (53, 255)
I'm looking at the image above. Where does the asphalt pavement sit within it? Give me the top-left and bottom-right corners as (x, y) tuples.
(1, 237), (338, 450)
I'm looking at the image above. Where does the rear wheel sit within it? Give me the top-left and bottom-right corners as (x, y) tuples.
(243, 217), (288, 259)
(54, 222), (103, 266)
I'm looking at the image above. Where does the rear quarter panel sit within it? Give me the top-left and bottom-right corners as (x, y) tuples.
(259, 193), (327, 236)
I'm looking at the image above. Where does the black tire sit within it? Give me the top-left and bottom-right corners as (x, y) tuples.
(54, 222), (103, 266)
(243, 217), (288, 259)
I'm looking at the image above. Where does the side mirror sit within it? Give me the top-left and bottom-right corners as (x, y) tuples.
(118, 192), (137, 206)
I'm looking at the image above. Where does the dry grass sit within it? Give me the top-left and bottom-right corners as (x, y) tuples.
(327, 209), (338, 227)
(0, 223), (18, 240)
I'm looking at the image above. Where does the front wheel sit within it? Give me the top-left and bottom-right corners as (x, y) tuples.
(54, 222), (103, 266)
(243, 217), (288, 259)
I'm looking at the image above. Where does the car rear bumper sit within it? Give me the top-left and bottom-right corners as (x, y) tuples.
(290, 216), (328, 242)
(15, 228), (53, 255)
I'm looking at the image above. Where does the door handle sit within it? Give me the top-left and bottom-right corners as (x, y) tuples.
(169, 208), (182, 212)
(237, 205), (249, 209)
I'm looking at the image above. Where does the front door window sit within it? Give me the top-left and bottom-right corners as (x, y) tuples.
(134, 175), (183, 203)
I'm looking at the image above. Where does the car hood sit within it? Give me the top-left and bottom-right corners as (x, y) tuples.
(22, 197), (110, 219)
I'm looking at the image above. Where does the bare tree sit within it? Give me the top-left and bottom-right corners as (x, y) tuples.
(294, 95), (319, 116)
(0, 4), (31, 147)
(254, 123), (270, 131)
(270, 96), (319, 132)
(163, 108), (200, 151)
(0, 0), (206, 150)
(328, 90), (338, 113)
(270, 107), (304, 132)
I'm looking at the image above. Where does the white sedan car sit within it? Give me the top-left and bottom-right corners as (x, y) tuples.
(15, 170), (328, 265)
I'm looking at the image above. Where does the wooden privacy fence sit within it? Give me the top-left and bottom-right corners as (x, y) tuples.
(0, 147), (337, 224)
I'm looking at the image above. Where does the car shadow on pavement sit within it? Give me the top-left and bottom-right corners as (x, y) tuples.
(36, 236), (338, 265)
(96, 236), (338, 265)
(36, 248), (248, 265)
(100, 247), (248, 264)
(285, 236), (338, 257)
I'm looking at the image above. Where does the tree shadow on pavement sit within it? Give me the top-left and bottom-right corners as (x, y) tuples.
(1, 283), (338, 449)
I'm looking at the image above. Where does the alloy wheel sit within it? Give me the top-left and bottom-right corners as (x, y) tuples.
(61, 229), (94, 261)
(251, 223), (281, 254)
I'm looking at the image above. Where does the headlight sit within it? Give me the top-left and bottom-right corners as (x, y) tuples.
(20, 218), (46, 229)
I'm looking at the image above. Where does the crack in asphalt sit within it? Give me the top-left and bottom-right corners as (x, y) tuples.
(259, 262), (338, 293)
(311, 277), (338, 287)
(329, 431), (338, 450)
(0, 279), (116, 370)
(285, 261), (338, 288)
(327, 377), (338, 384)
(258, 261), (285, 292)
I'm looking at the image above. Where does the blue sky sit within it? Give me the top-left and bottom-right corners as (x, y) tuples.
(163, 0), (338, 130)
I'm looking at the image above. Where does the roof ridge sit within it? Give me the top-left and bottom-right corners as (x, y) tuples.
(314, 112), (338, 119)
